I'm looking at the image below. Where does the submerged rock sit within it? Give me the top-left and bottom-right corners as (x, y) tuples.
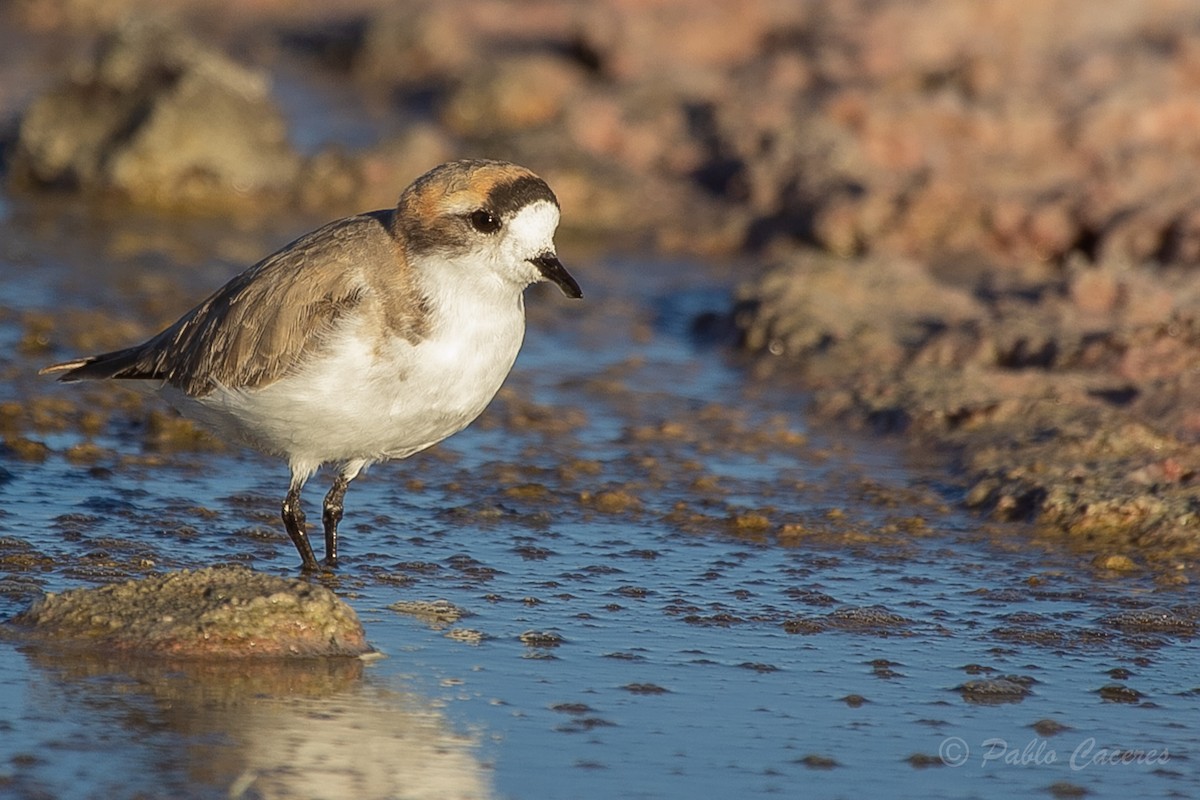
(1098, 607), (1198, 636)
(10, 18), (299, 207)
(7, 566), (368, 658)
(956, 676), (1035, 705)
(783, 604), (913, 636)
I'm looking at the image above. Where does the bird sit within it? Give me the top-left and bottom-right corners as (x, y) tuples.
(41, 159), (582, 572)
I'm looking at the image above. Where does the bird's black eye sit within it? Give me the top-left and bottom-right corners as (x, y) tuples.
(469, 209), (501, 234)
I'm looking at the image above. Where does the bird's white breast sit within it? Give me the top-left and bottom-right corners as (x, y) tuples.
(171, 272), (527, 469)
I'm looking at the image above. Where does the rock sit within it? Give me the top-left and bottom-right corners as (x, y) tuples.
(695, 0), (1200, 266)
(11, 19), (300, 207)
(440, 54), (585, 137)
(734, 250), (983, 367)
(1098, 606), (1197, 634)
(1092, 554), (1140, 573)
(7, 566), (369, 658)
(956, 676), (1034, 705)
(735, 240), (1200, 566)
(354, 0), (475, 86)
(574, 0), (805, 82)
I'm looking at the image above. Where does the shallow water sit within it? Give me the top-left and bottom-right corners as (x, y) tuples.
(0, 200), (1197, 800)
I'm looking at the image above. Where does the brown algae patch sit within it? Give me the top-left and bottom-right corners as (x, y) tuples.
(388, 597), (484, 643)
(6, 566), (369, 658)
(955, 676), (1037, 705)
(389, 598), (468, 628)
(1097, 607), (1199, 636)
(580, 489), (642, 514)
(445, 627), (485, 644)
(1031, 719), (1073, 737)
(783, 605), (914, 636)
(520, 629), (566, 648)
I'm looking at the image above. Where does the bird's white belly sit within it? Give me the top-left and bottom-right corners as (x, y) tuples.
(167, 309), (525, 468)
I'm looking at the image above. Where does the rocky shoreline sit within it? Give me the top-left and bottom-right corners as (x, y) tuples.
(4, 0), (1199, 574)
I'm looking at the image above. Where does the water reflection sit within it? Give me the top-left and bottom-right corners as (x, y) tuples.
(9, 647), (490, 800)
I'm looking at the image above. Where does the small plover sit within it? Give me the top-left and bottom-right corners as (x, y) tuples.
(42, 159), (582, 571)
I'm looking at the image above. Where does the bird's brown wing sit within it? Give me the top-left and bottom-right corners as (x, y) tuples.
(42, 209), (427, 396)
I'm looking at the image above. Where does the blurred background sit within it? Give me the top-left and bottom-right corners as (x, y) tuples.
(2, 3), (1200, 798)
(5, 0), (1200, 565)
(7, 0), (1200, 262)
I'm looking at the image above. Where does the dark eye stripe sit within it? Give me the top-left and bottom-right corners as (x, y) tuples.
(486, 175), (558, 218)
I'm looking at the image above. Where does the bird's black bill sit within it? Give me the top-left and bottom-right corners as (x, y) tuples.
(530, 253), (583, 299)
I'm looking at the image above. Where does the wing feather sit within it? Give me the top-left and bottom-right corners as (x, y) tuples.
(42, 209), (426, 396)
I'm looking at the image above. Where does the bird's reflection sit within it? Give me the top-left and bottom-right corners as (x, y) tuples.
(19, 646), (491, 799)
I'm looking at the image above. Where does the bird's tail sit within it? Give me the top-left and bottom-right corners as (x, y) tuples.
(39, 346), (157, 382)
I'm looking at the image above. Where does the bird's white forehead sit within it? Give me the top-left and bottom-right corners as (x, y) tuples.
(506, 200), (560, 248)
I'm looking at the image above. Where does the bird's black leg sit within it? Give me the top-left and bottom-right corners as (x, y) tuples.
(322, 474), (351, 568)
(282, 484), (319, 572)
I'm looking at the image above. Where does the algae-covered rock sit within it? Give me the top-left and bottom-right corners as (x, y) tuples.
(11, 18), (299, 207)
(8, 566), (368, 658)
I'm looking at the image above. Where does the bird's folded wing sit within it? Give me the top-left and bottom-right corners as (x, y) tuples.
(103, 210), (415, 396)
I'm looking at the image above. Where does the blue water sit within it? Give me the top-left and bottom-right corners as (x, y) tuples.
(0, 202), (1196, 799)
